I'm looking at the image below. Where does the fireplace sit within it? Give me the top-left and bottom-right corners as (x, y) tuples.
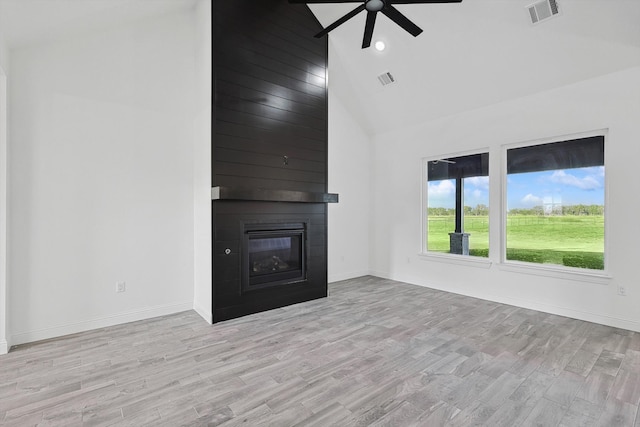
(212, 0), (334, 322)
(211, 200), (333, 322)
(211, 193), (336, 322)
(242, 222), (308, 291)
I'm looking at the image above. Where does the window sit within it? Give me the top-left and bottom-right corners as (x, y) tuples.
(425, 152), (489, 257)
(506, 135), (605, 270)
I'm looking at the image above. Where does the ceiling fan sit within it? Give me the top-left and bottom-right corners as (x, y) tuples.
(289, 0), (463, 49)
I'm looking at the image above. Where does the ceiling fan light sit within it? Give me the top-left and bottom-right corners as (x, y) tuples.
(374, 40), (386, 51)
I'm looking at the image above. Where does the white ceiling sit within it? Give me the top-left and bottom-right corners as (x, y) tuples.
(0, 0), (198, 48)
(1, 0), (638, 136)
(309, 0), (640, 134)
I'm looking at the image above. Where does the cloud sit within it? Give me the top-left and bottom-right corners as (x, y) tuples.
(428, 180), (455, 196)
(549, 170), (601, 190)
(521, 194), (543, 206)
(465, 176), (489, 190)
(583, 166), (605, 178)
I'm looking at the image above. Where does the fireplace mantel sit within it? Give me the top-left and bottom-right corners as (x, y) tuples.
(211, 186), (338, 204)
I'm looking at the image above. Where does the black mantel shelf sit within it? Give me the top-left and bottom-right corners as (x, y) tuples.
(211, 186), (339, 203)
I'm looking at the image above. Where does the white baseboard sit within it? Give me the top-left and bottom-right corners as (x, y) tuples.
(382, 273), (640, 333)
(193, 302), (212, 324)
(10, 302), (193, 347)
(0, 339), (8, 355)
(478, 291), (640, 333)
(328, 270), (372, 284)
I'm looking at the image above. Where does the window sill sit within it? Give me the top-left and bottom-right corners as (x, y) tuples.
(417, 253), (612, 284)
(498, 261), (612, 285)
(418, 252), (493, 269)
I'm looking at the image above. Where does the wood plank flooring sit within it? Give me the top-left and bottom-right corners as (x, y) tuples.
(1, 276), (639, 426)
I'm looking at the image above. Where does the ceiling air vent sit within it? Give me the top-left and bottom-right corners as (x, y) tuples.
(527, 0), (560, 24)
(377, 72), (395, 86)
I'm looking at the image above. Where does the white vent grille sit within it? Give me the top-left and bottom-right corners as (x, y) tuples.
(377, 72), (395, 86)
(527, 0), (560, 24)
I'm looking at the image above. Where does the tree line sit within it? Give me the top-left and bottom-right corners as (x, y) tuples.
(428, 204), (604, 216)
(428, 205), (488, 216)
(509, 204), (604, 216)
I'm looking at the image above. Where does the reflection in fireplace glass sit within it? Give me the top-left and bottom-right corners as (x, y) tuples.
(249, 236), (301, 277)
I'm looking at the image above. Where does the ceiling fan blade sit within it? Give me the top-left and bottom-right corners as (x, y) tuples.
(315, 4), (366, 37)
(391, 0), (462, 3)
(381, 5), (423, 37)
(362, 11), (377, 48)
(289, 0), (363, 2)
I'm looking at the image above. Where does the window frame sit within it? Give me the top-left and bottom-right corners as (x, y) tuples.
(500, 129), (611, 282)
(420, 148), (492, 267)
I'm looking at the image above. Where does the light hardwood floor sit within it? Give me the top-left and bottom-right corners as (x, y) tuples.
(1, 276), (639, 426)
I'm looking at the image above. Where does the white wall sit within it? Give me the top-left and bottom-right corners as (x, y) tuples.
(0, 31), (9, 354)
(192, 0), (212, 323)
(327, 42), (372, 283)
(370, 66), (640, 331)
(8, 11), (197, 345)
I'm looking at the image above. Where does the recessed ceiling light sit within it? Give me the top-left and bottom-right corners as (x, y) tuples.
(374, 40), (386, 52)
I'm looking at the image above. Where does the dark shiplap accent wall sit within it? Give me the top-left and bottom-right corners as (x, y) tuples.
(214, 0), (327, 192)
(212, 0), (329, 322)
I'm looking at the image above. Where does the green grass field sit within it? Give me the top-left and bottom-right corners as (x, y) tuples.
(427, 215), (604, 269)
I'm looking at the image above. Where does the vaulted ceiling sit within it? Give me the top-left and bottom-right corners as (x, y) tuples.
(1, 0), (638, 136)
(309, 0), (640, 134)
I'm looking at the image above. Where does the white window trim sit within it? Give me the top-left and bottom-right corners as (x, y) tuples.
(500, 128), (610, 281)
(497, 261), (611, 284)
(418, 251), (493, 269)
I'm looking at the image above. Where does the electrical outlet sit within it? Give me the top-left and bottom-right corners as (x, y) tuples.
(617, 285), (626, 296)
(116, 281), (126, 293)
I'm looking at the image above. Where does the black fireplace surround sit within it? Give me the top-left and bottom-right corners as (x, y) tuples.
(212, 199), (335, 322)
(212, 0), (334, 322)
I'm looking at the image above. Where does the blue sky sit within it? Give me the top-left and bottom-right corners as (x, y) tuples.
(428, 176), (489, 209)
(427, 166), (605, 210)
(507, 166), (604, 210)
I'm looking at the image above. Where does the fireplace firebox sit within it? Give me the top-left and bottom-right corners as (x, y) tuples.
(242, 222), (308, 291)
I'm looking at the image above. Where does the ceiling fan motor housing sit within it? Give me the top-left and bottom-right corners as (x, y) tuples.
(289, 0), (463, 49)
(366, 0), (385, 12)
